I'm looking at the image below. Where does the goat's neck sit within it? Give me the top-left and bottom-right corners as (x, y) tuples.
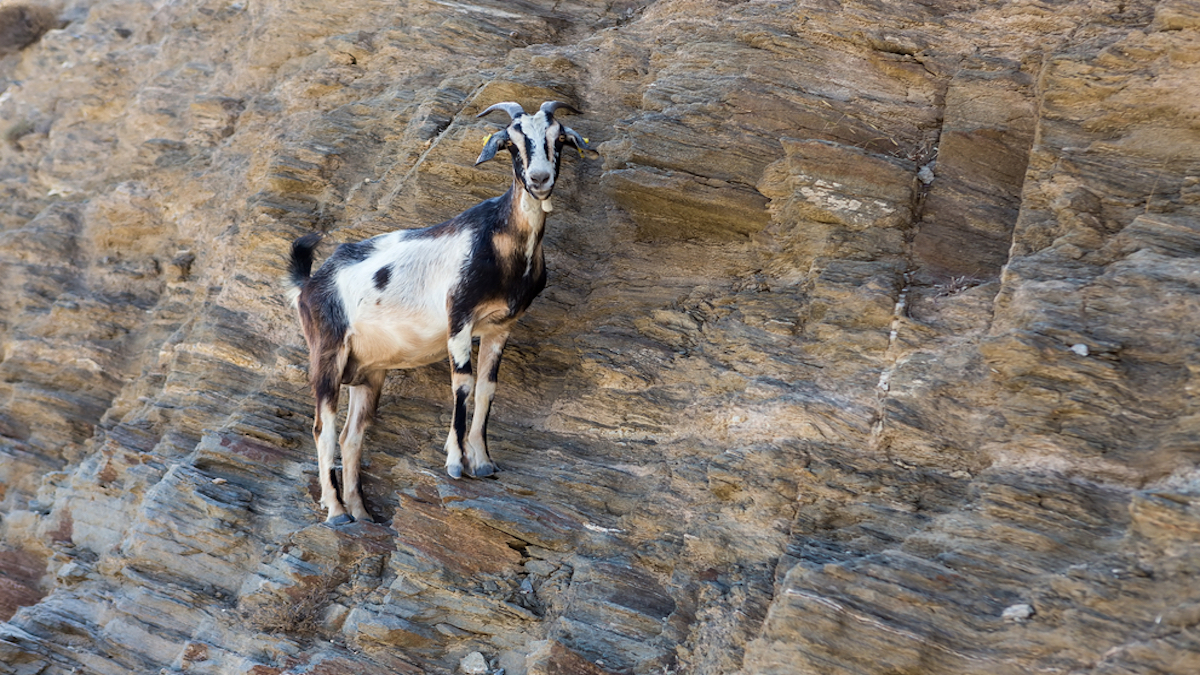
(509, 181), (548, 242)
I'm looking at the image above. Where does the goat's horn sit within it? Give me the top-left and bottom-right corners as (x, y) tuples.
(477, 102), (526, 120)
(540, 101), (580, 116)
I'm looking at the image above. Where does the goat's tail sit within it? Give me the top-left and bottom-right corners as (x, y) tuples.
(286, 233), (323, 305)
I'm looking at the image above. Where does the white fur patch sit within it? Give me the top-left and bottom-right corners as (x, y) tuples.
(515, 111), (558, 190)
(333, 229), (474, 369)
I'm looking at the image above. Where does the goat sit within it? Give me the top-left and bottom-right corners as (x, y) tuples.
(287, 100), (590, 524)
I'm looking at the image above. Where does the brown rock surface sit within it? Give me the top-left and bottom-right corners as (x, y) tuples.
(2, 0), (1199, 673)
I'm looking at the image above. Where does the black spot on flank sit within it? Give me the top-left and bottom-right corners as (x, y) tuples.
(373, 264), (391, 290)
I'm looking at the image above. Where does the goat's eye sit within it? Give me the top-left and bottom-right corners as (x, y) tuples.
(558, 135), (566, 142)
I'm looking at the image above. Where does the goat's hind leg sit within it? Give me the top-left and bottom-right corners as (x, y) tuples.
(312, 347), (352, 525)
(339, 370), (384, 523)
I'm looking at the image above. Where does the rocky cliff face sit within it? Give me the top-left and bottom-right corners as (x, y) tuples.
(1, 0), (1199, 673)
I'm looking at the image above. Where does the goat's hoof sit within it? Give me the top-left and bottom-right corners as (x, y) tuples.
(327, 514), (355, 526)
(446, 464), (463, 479)
(469, 463), (495, 478)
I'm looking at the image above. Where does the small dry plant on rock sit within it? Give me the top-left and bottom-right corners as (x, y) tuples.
(241, 549), (375, 636)
(241, 578), (341, 636)
(933, 275), (983, 298)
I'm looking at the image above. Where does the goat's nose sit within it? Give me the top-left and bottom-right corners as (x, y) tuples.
(528, 170), (552, 189)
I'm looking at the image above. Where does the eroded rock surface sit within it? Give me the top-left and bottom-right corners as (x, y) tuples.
(2, 0), (1199, 673)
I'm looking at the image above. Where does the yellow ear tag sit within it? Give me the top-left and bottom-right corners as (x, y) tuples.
(578, 138), (589, 157)
(483, 133), (493, 146)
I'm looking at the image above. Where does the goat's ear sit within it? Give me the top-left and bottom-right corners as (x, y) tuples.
(562, 126), (599, 159)
(475, 129), (510, 165)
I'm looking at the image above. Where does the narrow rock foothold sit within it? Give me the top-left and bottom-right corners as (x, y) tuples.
(1002, 603), (1035, 623)
(460, 651), (489, 675)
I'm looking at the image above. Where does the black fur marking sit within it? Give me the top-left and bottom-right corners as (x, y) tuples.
(294, 237), (378, 350)
(301, 240), (379, 345)
(510, 151), (526, 191)
(409, 193), (507, 245)
(486, 349), (504, 383)
(328, 239), (376, 265)
(306, 272), (350, 343)
(448, 188), (549, 336)
(523, 135), (536, 167)
(453, 387), (469, 446)
(329, 467), (342, 502)
(312, 349), (344, 407)
(373, 264), (391, 291)
(479, 395), (494, 455)
(551, 132), (566, 177)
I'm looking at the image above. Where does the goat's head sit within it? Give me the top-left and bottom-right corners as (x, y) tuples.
(475, 100), (590, 201)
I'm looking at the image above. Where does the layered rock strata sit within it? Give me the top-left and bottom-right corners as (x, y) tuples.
(1, 1), (1199, 673)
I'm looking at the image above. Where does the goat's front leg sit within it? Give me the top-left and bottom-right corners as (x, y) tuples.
(338, 370), (384, 522)
(444, 323), (475, 479)
(466, 331), (508, 477)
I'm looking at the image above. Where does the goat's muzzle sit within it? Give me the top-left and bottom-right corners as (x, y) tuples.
(526, 170), (554, 199)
